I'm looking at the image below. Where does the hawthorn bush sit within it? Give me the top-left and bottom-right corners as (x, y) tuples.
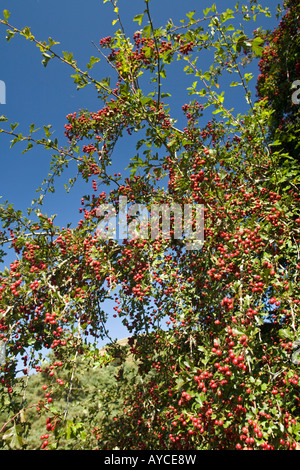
(0, 0), (300, 450)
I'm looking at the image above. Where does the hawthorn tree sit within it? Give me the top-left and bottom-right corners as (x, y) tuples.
(0, 0), (300, 450)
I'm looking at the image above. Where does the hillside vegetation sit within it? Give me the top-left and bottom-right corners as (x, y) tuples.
(0, 338), (136, 449)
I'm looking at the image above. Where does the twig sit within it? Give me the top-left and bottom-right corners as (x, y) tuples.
(145, 1), (162, 109)
(0, 404), (37, 434)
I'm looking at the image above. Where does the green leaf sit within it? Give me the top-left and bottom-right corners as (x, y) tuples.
(225, 24), (235, 32)
(133, 13), (144, 25)
(251, 37), (264, 56)
(3, 9), (11, 21)
(21, 26), (34, 40)
(10, 133), (23, 148)
(41, 52), (52, 67)
(244, 72), (253, 84)
(86, 56), (100, 69)
(48, 36), (60, 47)
(278, 328), (292, 340)
(221, 9), (234, 22)
(6, 29), (15, 42)
(71, 73), (89, 89)
(186, 11), (196, 22)
(203, 7), (211, 16)
(10, 122), (19, 131)
(43, 125), (52, 138)
(2, 423), (24, 449)
(143, 25), (151, 37)
(63, 50), (75, 63)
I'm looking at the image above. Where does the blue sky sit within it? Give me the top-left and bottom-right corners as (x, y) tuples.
(0, 0), (279, 346)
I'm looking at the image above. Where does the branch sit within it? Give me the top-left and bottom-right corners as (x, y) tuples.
(0, 404), (38, 434)
(0, 19), (117, 99)
(145, 1), (162, 109)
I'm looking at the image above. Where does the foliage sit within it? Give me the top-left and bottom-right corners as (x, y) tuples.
(0, 341), (136, 449)
(0, 0), (300, 450)
(256, 0), (300, 167)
